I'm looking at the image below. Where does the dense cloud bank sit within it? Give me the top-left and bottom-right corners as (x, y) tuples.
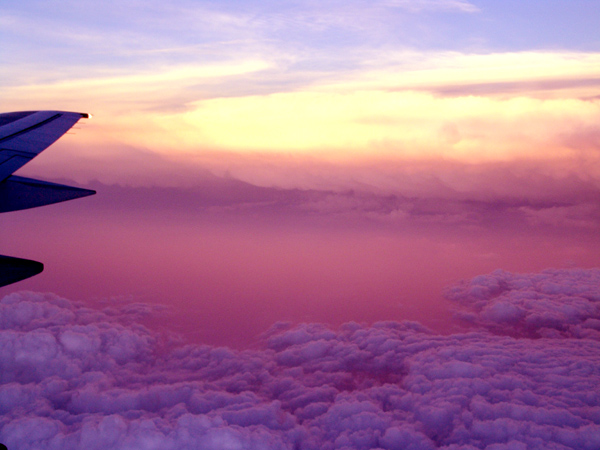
(447, 268), (600, 339)
(2, 269), (600, 449)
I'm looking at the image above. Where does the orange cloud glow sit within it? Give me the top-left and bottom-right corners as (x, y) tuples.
(5, 50), (600, 192)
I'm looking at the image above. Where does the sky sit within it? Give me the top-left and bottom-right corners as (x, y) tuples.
(2, 0), (600, 448)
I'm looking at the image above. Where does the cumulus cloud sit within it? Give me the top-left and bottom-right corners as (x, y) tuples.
(2, 269), (600, 449)
(447, 268), (600, 339)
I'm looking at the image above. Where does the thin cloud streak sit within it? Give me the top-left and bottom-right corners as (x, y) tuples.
(383, 0), (479, 13)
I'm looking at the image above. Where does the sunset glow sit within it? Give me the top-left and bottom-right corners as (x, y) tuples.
(2, 1), (600, 449)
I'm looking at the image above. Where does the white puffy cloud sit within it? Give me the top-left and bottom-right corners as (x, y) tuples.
(1, 270), (600, 449)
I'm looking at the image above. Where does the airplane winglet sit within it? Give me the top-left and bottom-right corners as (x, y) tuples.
(0, 255), (43, 287)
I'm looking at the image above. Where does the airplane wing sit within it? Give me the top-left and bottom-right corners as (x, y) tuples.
(0, 110), (96, 287)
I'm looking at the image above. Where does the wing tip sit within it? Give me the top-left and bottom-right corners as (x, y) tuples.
(0, 255), (44, 288)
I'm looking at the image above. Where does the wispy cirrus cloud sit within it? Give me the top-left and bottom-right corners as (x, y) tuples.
(383, 0), (479, 13)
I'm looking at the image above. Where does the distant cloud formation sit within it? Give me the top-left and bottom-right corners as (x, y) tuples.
(2, 268), (600, 449)
(447, 268), (600, 339)
(34, 162), (599, 233)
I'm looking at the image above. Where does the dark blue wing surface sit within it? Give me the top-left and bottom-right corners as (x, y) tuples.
(0, 110), (95, 287)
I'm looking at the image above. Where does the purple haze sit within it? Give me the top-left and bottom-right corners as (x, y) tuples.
(2, 177), (600, 346)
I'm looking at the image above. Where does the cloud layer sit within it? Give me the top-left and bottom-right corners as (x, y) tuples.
(2, 268), (600, 449)
(447, 268), (600, 339)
